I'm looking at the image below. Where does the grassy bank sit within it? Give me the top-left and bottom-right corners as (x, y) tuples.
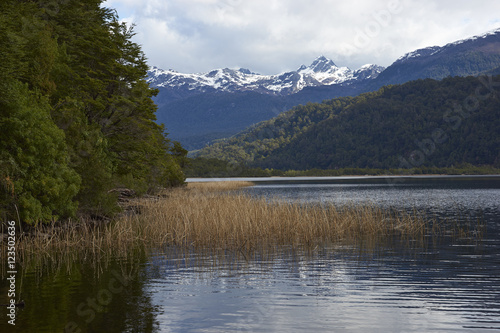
(1, 181), (479, 267)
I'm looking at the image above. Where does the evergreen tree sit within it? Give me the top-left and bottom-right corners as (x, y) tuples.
(0, 80), (81, 224)
(0, 0), (185, 224)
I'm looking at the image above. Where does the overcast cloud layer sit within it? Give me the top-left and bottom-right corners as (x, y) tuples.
(102, 0), (500, 74)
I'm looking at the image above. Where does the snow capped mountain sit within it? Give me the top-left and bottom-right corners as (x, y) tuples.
(151, 27), (500, 151)
(394, 46), (442, 64)
(395, 27), (500, 65)
(147, 56), (385, 96)
(373, 27), (500, 87)
(353, 64), (386, 81)
(450, 27), (500, 46)
(296, 56), (353, 86)
(148, 28), (500, 102)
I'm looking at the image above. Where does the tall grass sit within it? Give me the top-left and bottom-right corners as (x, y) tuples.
(185, 181), (255, 192)
(2, 181), (476, 268)
(134, 185), (427, 252)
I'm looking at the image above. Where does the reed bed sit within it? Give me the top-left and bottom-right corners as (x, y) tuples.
(185, 181), (255, 192)
(2, 181), (468, 267)
(134, 187), (427, 251)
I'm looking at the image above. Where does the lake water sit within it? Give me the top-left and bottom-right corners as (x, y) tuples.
(2, 176), (500, 332)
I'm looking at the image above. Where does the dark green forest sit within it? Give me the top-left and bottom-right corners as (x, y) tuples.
(197, 76), (500, 171)
(0, 0), (185, 224)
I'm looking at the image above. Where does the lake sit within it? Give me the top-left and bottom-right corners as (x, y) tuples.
(2, 176), (499, 332)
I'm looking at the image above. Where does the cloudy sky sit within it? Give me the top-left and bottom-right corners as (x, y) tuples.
(102, 0), (500, 74)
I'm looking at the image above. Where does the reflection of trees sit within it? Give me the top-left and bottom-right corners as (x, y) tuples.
(0, 251), (160, 333)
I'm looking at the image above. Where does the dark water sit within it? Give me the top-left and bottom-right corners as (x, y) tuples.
(1, 176), (500, 332)
(241, 176), (500, 223)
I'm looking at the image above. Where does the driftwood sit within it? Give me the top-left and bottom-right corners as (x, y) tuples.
(108, 188), (137, 202)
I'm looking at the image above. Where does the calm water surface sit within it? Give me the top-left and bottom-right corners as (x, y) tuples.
(1, 176), (499, 332)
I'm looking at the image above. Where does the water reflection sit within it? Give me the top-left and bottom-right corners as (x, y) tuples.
(144, 241), (500, 332)
(140, 177), (500, 332)
(2, 177), (499, 332)
(0, 253), (161, 333)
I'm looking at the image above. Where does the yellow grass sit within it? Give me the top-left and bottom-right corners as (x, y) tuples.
(133, 187), (427, 251)
(185, 181), (255, 192)
(4, 180), (475, 267)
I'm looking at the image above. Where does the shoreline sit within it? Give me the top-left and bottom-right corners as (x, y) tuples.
(1, 181), (447, 261)
(186, 174), (500, 183)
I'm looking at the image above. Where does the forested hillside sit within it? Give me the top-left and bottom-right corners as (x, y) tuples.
(0, 0), (185, 224)
(197, 76), (500, 170)
(153, 30), (500, 150)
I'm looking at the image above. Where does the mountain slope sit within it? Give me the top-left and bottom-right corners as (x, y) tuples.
(197, 76), (500, 170)
(370, 28), (500, 88)
(156, 91), (295, 150)
(151, 28), (500, 150)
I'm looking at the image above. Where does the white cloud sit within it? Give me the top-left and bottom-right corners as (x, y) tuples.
(103, 0), (500, 74)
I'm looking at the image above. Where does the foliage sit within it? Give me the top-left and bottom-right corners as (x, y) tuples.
(195, 95), (364, 163)
(183, 157), (279, 178)
(0, 0), (185, 224)
(0, 81), (81, 224)
(197, 76), (500, 171)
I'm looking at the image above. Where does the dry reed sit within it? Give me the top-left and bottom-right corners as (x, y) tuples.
(134, 185), (427, 252)
(185, 181), (255, 192)
(1, 181), (446, 267)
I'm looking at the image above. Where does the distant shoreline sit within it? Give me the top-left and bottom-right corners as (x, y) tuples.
(186, 174), (500, 183)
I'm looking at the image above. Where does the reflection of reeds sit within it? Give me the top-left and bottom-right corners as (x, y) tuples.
(1, 181), (482, 270)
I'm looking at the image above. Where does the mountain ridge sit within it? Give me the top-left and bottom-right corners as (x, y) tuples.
(147, 56), (385, 97)
(394, 27), (500, 65)
(150, 27), (500, 151)
(371, 27), (500, 87)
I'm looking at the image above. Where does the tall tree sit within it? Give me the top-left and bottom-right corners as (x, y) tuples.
(0, 0), (185, 224)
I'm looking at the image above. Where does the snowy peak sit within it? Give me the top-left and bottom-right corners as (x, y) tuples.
(302, 55), (338, 73)
(298, 56), (345, 76)
(147, 66), (266, 92)
(147, 57), (385, 96)
(353, 64), (386, 80)
(294, 56), (353, 87)
(395, 27), (500, 65)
